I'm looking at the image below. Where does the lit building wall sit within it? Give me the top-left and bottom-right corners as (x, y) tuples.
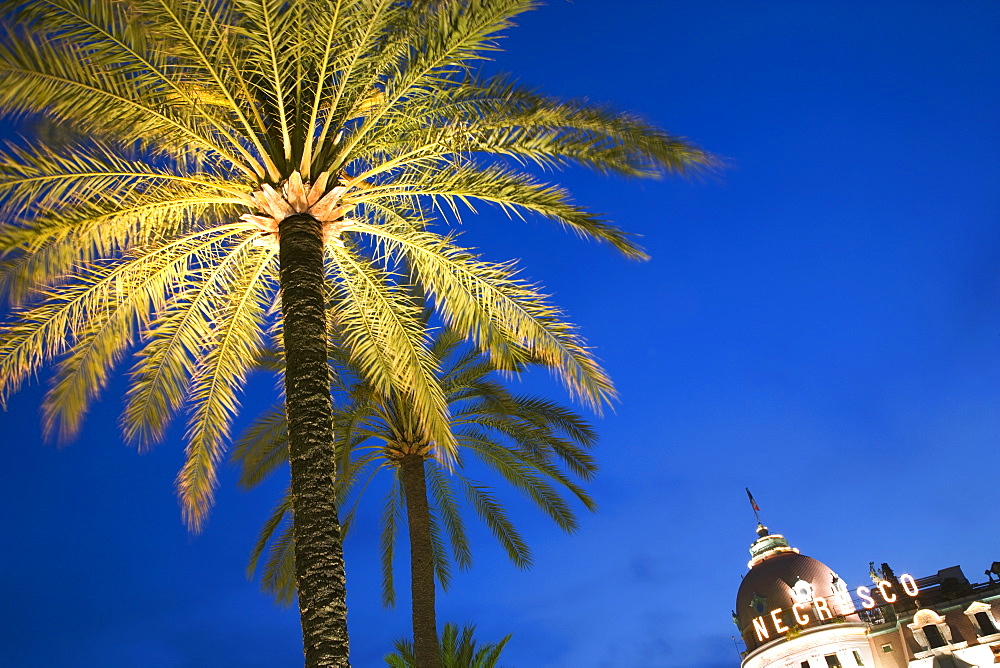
(741, 623), (874, 668)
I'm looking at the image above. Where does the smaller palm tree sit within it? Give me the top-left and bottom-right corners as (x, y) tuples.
(385, 623), (512, 668)
(233, 328), (598, 668)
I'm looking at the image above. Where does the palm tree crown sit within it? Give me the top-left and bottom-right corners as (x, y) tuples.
(385, 622), (512, 668)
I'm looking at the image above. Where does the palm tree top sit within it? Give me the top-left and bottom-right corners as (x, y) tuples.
(385, 622), (512, 668)
(235, 329), (600, 607)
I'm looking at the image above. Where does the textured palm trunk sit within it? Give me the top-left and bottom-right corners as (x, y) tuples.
(278, 213), (350, 667)
(399, 453), (442, 668)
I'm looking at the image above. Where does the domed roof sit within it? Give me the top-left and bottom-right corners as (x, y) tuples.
(734, 526), (858, 652)
(736, 552), (842, 622)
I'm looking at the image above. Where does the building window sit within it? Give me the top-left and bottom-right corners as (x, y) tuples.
(801, 662), (810, 668)
(908, 608), (955, 652)
(881, 644), (893, 654)
(923, 624), (948, 648)
(964, 602), (1000, 637)
(923, 624), (947, 648)
(974, 611), (998, 635)
(824, 654), (842, 668)
(852, 649), (864, 665)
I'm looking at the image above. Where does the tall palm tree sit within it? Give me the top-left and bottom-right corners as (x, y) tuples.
(0, 0), (712, 664)
(234, 328), (598, 668)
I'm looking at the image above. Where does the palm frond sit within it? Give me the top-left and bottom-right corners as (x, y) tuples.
(178, 240), (272, 530)
(379, 476), (405, 608)
(232, 404), (289, 489)
(119, 229), (271, 450)
(358, 162), (650, 260)
(426, 503), (453, 593)
(261, 513), (297, 606)
(463, 430), (588, 526)
(40, 290), (138, 442)
(0, 17), (256, 174)
(247, 489), (292, 579)
(425, 461), (471, 571)
(329, 246), (456, 459)
(460, 478), (530, 569)
(0, 225), (247, 408)
(353, 222), (616, 411)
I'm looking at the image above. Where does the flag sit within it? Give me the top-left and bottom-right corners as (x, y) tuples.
(746, 488), (760, 512)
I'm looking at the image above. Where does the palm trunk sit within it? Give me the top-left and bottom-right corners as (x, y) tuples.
(278, 213), (350, 667)
(399, 453), (442, 668)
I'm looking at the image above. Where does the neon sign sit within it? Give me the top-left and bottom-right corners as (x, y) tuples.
(856, 574), (919, 609)
(748, 576), (919, 643)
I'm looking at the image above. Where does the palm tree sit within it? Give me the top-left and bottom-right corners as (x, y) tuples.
(0, 0), (713, 664)
(385, 623), (512, 668)
(234, 328), (598, 668)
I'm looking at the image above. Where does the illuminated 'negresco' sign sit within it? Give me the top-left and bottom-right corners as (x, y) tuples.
(749, 575), (919, 643)
(856, 575), (919, 609)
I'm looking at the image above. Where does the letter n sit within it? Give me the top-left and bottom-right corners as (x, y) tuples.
(753, 616), (770, 642)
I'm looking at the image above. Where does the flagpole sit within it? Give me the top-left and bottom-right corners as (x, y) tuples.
(745, 487), (762, 525)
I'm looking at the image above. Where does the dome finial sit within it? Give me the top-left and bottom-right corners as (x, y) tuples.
(747, 525), (798, 568)
(745, 489), (796, 566)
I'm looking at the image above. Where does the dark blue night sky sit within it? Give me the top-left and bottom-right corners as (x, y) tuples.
(2, 2), (999, 666)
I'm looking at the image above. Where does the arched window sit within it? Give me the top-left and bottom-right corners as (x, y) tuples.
(907, 608), (955, 653)
(923, 623), (946, 648)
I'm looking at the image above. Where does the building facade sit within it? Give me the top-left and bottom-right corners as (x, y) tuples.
(733, 525), (1000, 667)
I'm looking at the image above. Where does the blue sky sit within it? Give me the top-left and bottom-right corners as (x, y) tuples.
(2, 1), (999, 666)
